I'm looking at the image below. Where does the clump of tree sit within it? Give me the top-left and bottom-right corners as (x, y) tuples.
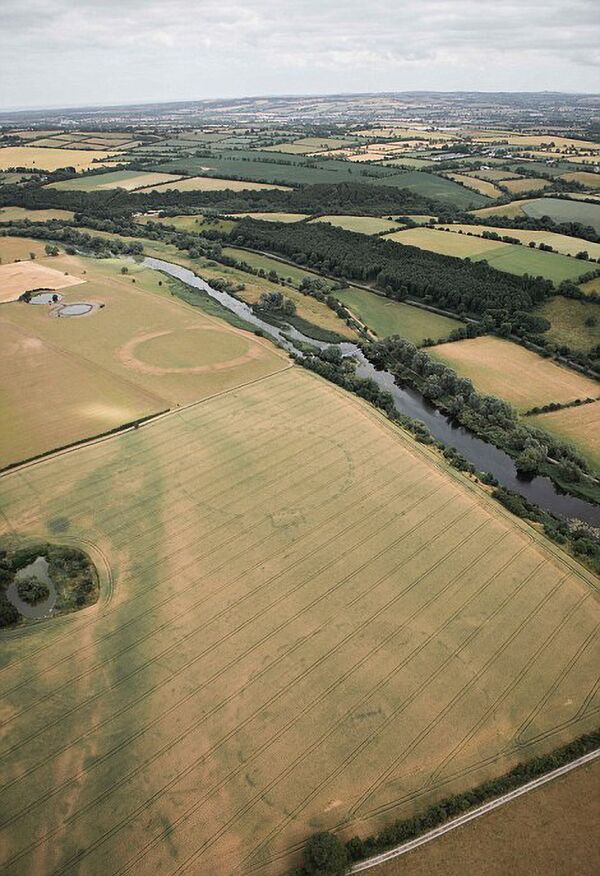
(256, 290), (297, 317)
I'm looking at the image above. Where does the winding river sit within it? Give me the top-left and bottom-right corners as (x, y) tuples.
(142, 256), (600, 526)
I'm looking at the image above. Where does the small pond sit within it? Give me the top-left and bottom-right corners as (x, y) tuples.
(6, 556), (57, 619)
(57, 303), (94, 317)
(29, 292), (62, 304)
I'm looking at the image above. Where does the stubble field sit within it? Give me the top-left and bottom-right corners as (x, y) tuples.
(429, 337), (600, 411)
(0, 367), (598, 876)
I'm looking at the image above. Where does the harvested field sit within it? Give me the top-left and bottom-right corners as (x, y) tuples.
(0, 322), (163, 467)
(0, 236), (52, 263)
(502, 178), (552, 195)
(529, 403), (600, 471)
(0, 147), (118, 172)
(465, 169), (521, 182)
(0, 207), (75, 223)
(386, 227), (506, 258)
(429, 337), (600, 411)
(310, 215), (403, 235)
(436, 223), (600, 259)
(48, 171), (185, 192)
(471, 200), (532, 219)
(375, 758), (600, 876)
(0, 252), (287, 464)
(229, 212), (308, 223)
(580, 277), (600, 296)
(140, 176), (291, 192)
(559, 172), (600, 189)
(333, 286), (464, 341)
(446, 173), (503, 198)
(538, 296), (600, 353)
(0, 260), (85, 302)
(0, 365), (598, 876)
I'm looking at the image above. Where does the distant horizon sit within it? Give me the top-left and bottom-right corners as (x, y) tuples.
(1, 87), (599, 117)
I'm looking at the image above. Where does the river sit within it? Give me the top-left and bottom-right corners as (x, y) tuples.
(142, 256), (600, 526)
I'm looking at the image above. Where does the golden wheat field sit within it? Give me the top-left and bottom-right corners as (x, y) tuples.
(0, 366), (598, 876)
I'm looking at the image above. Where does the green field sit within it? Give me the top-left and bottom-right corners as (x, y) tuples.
(522, 198), (600, 233)
(151, 151), (398, 187)
(0, 366), (597, 876)
(47, 170), (184, 192)
(334, 286), (465, 341)
(538, 297), (600, 353)
(472, 245), (593, 284)
(372, 171), (491, 208)
(389, 227), (592, 283)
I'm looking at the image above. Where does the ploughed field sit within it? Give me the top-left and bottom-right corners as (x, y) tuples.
(0, 367), (598, 876)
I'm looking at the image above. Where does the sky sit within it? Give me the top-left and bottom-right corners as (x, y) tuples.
(0, 0), (598, 109)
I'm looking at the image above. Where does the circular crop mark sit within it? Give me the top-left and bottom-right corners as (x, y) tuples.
(118, 326), (260, 375)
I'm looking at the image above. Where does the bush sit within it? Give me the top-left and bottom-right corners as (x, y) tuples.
(301, 832), (349, 875)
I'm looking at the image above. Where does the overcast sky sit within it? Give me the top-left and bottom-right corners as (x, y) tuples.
(1, 0), (598, 109)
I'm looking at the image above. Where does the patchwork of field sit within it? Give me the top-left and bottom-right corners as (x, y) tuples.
(0, 252), (287, 464)
(0, 366), (598, 876)
(48, 171), (185, 192)
(376, 759), (600, 876)
(393, 228), (594, 283)
(538, 296), (600, 354)
(0, 147), (118, 172)
(0, 207), (75, 223)
(141, 176), (291, 192)
(375, 171), (490, 208)
(333, 286), (465, 341)
(445, 173), (503, 198)
(429, 337), (600, 411)
(309, 215), (403, 235)
(529, 403), (600, 472)
(436, 224), (600, 259)
(0, 259), (85, 302)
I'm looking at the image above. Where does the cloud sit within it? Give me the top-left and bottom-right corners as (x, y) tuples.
(0, 0), (598, 108)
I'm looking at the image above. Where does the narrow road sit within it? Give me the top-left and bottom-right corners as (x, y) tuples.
(351, 748), (600, 872)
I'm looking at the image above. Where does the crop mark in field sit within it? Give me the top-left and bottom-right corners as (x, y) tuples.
(59, 517), (504, 876)
(348, 565), (562, 823)
(117, 326), (261, 375)
(423, 592), (592, 790)
(1, 491), (478, 873)
(171, 541), (538, 874)
(514, 624), (600, 747)
(0, 452), (438, 773)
